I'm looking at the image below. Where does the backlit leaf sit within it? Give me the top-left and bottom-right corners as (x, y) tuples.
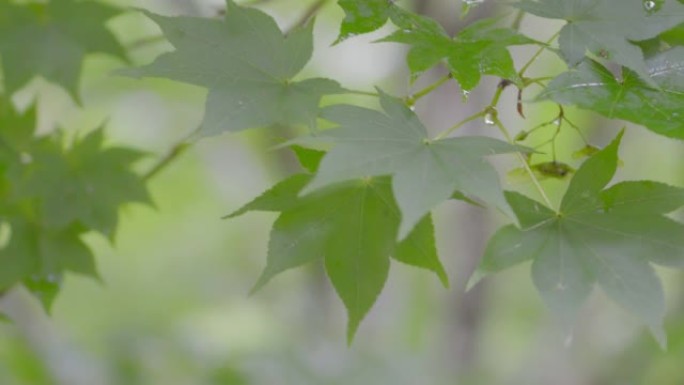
(381, 15), (537, 89)
(0, 0), (127, 99)
(120, 0), (343, 137)
(479, 131), (684, 346)
(297, 90), (524, 239)
(229, 175), (447, 341)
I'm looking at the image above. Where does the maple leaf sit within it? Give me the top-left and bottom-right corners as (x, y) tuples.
(336, 0), (395, 42)
(0, 218), (96, 308)
(13, 130), (150, 236)
(516, 0), (684, 82)
(477, 131), (684, 346)
(381, 14), (537, 89)
(538, 49), (684, 138)
(0, 0), (127, 99)
(295, 91), (524, 239)
(227, 169), (448, 342)
(0, 106), (150, 236)
(120, 0), (343, 137)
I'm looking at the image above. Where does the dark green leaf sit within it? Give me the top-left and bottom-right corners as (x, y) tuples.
(538, 51), (684, 138)
(0, 0), (127, 99)
(120, 0), (343, 137)
(291, 145), (325, 173)
(230, 175), (446, 341)
(336, 0), (395, 42)
(479, 132), (684, 346)
(394, 215), (448, 286)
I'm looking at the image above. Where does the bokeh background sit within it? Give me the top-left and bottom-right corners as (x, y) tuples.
(1, 0), (684, 384)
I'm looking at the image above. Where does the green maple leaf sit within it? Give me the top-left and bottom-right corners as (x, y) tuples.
(296, 91), (524, 239)
(538, 49), (684, 138)
(516, 0), (684, 82)
(335, 0), (395, 42)
(0, 218), (96, 299)
(120, 0), (343, 138)
(24, 274), (63, 312)
(0, 0), (127, 99)
(10, 129), (150, 236)
(227, 162), (448, 342)
(477, 131), (684, 346)
(381, 14), (537, 89)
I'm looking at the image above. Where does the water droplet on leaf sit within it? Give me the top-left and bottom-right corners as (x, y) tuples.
(461, 89), (470, 102)
(643, 0), (656, 11)
(483, 112), (495, 125)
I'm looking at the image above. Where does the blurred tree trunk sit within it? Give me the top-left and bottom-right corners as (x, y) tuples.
(409, 0), (496, 381)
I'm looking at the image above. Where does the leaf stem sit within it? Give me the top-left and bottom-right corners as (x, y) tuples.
(286, 0), (329, 34)
(142, 127), (200, 182)
(495, 119), (554, 210)
(433, 111), (485, 140)
(518, 31), (560, 77)
(510, 9), (525, 31)
(143, 142), (191, 182)
(406, 74), (451, 105)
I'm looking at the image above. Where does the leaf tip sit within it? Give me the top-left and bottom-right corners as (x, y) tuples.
(650, 324), (668, 350)
(248, 270), (273, 296)
(346, 320), (360, 346)
(466, 269), (486, 292)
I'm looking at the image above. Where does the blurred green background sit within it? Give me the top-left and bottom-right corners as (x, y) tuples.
(1, 0), (684, 384)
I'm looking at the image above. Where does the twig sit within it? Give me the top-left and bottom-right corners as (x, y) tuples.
(286, 0), (329, 34)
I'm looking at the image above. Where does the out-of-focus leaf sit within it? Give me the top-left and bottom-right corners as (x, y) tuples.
(120, 0), (343, 137)
(0, 0), (127, 99)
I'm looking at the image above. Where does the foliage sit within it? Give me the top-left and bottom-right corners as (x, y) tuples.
(1, 0), (684, 347)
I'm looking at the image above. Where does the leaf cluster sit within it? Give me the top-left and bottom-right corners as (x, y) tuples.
(1, 0), (684, 346)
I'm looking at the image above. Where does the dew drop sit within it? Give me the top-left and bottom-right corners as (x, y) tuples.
(461, 89), (470, 102)
(553, 118), (561, 126)
(409, 104), (416, 112)
(643, 0), (656, 11)
(20, 152), (33, 164)
(483, 112), (496, 125)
